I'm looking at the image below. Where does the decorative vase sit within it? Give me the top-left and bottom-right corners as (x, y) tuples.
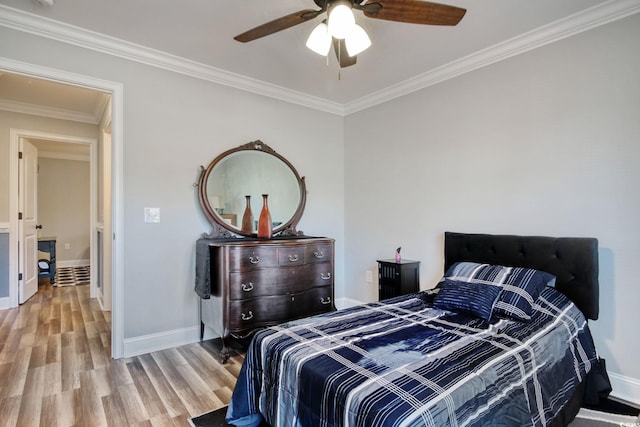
(241, 195), (254, 233)
(257, 194), (273, 239)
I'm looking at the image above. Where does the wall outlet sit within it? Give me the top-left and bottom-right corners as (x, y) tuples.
(366, 270), (373, 283)
(64, 243), (71, 250)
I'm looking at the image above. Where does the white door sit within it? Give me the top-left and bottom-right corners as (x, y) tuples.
(19, 139), (39, 304)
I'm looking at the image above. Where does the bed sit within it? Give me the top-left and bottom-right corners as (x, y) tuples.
(226, 232), (606, 426)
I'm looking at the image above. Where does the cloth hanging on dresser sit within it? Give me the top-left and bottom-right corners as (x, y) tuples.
(195, 238), (213, 299)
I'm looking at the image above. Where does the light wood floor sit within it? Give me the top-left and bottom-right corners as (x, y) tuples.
(0, 280), (244, 426)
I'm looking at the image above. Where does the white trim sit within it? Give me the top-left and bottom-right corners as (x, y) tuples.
(610, 371), (640, 406)
(1, 1), (639, 117)
(0, 222), (9, 232)
(0, 98), (100, 124)
(37, 150), (90, 162)
(56, 259), (91, 268)
(0, 57), (124, 359)
(123, 326), (202, 358)
(335, 297), (365, 310)
(574, 408), (638, 424)
(9, 129), (18, 308)
(0, 297), (10, 310)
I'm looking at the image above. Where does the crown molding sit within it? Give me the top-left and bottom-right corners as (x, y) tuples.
(1, 1), (638, 118)
(0, 97), (100, 124)
(0, 5), (344, 116)
(345, 0), (640, 114)
(38, 150), (90, 162)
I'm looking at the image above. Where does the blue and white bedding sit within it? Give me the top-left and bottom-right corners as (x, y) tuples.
(227, 287), (598, 427)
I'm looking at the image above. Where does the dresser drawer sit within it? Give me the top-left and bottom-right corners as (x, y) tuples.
(228, 263), (333, 300)
(228, 246), (277, 271)
(295, 286), (334, 316)
(306, 243), (333, 263)
(277, 246), (305, 266)
(228, 286), (334, 334)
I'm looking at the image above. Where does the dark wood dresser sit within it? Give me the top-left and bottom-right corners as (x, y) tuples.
(197, 237), (335, 362)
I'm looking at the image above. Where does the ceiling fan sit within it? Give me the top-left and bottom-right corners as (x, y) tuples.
(234, 0), (466, 68)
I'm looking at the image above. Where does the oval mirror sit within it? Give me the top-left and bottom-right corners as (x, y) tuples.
(197, 141), (307, 238)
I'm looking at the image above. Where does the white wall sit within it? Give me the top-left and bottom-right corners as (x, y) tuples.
(0, 26), (345, 344)
(344, 14), (640, 402)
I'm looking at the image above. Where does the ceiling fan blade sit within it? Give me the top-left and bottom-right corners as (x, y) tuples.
(234, 9), (324, 42)
(333, 38), (357, 68)
(362, 0), (466, 26)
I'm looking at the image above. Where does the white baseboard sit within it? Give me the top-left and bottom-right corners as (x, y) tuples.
(335, 297), (366, 310)
(0, 296), (11, 310)
(609, 372), (640, 406)
(123, 326), (202, 358)
(56, 259), (90, 268)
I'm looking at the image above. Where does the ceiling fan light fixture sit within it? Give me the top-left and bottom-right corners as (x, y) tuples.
(327, 3), (355, 40)
(306, 22), (332, 56)
(345, 24), (371, 57)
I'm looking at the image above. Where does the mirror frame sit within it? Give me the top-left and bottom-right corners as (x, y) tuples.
(197, 140), (307, 238)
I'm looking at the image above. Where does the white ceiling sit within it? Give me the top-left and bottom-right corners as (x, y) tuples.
(0, 0), (638, 117)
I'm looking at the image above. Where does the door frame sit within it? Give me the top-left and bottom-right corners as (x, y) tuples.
(12, 130), (98, 300)
(2, 57), (125, 358)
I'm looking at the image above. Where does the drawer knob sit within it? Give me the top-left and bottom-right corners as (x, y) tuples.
(249, 256), (260, 264)
(241, 311), (254, 321)
(320, 297), (331, 305)
(241, 282), (254, 292)
(313, 251), (325, 259)
(320, 272), (331, 280)
(288, 254), (299, 262)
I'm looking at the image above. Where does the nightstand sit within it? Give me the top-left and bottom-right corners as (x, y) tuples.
(377, 259), (420, 300)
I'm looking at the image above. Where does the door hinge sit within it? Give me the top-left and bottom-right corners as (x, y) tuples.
(18, 212), (23, 220)
(18, 273), (23, 281)
(18, 151), (23, 159)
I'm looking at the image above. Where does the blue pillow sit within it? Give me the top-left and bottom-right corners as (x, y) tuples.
(444, 262), (556, 322)
(433, 279), (502, 322)
(492, 266), (555, 322)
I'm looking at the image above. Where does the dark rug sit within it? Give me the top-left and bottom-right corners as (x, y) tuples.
(190, 399), (638, 427)
(189, 407), (231, 427)
(189, 406), (269, 427)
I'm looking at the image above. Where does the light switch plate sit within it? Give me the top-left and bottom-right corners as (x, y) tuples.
(144, 207), (160, 223)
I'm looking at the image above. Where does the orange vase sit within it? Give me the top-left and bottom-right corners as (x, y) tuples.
(257, 194), (272, 239)
(241, 195), (254, 233)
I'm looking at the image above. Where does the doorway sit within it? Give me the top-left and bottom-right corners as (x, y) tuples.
(28, 134), (98, 301)
(1, 58), (124, 358)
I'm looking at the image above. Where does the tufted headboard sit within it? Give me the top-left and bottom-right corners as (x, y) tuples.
(444, 232), (599, 320)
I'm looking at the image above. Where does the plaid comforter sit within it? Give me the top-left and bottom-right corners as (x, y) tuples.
(227, 287), (597, 427)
